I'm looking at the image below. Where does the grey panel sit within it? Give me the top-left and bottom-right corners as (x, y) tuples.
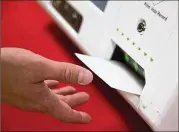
(90, 0), (108, 12)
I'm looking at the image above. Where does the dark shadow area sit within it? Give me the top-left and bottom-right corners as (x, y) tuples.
(93, 77), (152, 132)
(46, 22), (153, 132)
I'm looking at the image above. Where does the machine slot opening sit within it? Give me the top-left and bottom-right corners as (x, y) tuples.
(110, 42), (146, 88)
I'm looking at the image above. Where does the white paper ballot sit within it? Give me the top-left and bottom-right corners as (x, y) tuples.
(75, 53), (143, 95)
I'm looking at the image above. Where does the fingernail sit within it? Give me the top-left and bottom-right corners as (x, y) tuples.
(82, 113), (91, 123)
(78, 70), (93, 85)
(85, 115), (91, 123)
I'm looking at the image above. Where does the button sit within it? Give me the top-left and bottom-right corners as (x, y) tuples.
(72, 12), (78, 19)
(64, 3), (69, 10)
(55, 1), (62, 5)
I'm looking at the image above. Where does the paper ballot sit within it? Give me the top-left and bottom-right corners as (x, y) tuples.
(75, 53), (143, 95)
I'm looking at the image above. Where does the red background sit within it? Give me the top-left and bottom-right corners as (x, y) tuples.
(1, 1), (151, 131)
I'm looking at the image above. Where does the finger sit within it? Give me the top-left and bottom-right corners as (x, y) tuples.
(45, 80), (59, 88)
(44, 91), (91, 123)
(43, 60), (93, 85)
(55, 100), (91, 123)
(52, 86), (76, 95)
(65, 108), (91, 124)
(58, 92), (89, 107)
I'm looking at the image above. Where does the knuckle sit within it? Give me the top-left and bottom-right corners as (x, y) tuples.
(62, 65), (68, 82)
(61, 96), (68, 103)
(59, 95), (68, 103)
(63, 66), (73, 82)
(61, 64), (81, 83)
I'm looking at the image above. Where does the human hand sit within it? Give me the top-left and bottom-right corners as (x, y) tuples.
(1, 47), (93, 123)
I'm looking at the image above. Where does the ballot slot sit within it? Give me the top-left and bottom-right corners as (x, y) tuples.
(52, 0), (83, 33)
(110, 42), (146, 88)
(75, 46), (145, 95)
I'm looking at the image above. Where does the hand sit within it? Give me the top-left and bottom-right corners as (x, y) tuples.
(1, 47), (93, 123)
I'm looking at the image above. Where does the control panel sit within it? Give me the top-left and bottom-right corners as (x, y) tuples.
(52, 0), (83, 33)
(38, 1), (178, 131)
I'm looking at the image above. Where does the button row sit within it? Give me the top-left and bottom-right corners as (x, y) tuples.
(52, 0), (83, 33)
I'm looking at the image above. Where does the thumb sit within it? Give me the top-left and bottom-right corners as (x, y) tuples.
(42, 59), (93, 85)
